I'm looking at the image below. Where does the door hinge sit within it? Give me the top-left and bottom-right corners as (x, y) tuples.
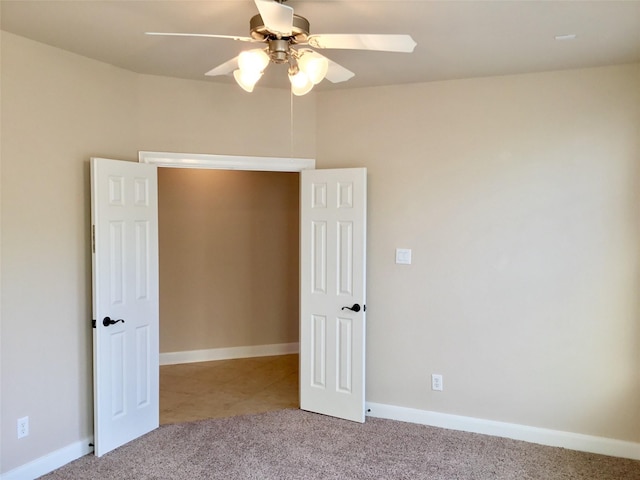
(91, 225), (95, 253)
(92, 319), (96, 328)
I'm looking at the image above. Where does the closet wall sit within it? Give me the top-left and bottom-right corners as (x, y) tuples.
(158, 168), (300, 354)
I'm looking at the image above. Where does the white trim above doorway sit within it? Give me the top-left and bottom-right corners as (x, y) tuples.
(138, 151), (315, 172)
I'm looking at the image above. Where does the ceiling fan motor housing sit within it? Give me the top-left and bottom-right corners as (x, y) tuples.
(249, 14), (310, 44)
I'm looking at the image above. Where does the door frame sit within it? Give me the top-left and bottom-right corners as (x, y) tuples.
(139, 150), (316, 361)
(139, 150), (315, 388)
(139, 151), (315, 172)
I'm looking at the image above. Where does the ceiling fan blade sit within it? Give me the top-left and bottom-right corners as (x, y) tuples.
(308, 34), (417, 53)
(254, 0), (294, 36)
(145, 32), (254, 42)
(296, 48), (354, 84)
(325, 59), (355, 84)
(205, 56), (239, 77)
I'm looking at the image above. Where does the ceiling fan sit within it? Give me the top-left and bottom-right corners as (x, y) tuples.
(146, 0), (417, 95)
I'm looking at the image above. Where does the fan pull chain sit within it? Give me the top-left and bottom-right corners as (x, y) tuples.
(290, 87), (294, 158)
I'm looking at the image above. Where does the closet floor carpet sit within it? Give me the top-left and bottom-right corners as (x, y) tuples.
(160, 353), (299, 424)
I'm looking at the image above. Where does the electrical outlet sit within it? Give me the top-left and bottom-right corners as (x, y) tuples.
(17, 416), (29, 439)
(431, 374), (443, 391)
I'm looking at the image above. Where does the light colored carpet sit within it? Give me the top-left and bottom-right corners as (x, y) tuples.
(40, 409), (640, 479)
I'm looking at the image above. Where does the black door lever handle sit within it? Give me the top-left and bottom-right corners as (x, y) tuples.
(341, 304), (361, 313)
(103, 316), (125, 327)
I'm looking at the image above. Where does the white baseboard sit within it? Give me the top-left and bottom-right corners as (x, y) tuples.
(365, 402), (640, 461)
(159, 342), (300, 366)
(4, 403), (637, 479)
(1, 437), (93, 480)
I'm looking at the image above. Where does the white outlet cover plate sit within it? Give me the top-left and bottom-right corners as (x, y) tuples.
(17, 416), (29, 438)
(395, 248), (412, 264)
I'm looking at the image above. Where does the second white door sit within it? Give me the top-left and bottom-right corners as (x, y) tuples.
(300, 168), (367, 423)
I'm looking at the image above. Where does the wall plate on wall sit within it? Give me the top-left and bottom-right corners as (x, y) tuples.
(395, 248), (412, 265)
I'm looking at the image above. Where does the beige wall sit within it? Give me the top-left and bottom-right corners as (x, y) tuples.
(1, 32), (139, 473)
(136, 73), (315, 159)
(0, 32), (314, 474)
(316, 64), (640, 442)
(158, 168), (299, 353)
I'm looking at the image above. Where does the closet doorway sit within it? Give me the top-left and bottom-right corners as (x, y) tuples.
(151, 156), (308, 424)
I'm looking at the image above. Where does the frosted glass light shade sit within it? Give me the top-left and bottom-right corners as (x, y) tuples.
(298, 51), (329, 85)
(289, 70), (314, 96)
(238, 49), (270, 74)
(233, 69), (262, 93)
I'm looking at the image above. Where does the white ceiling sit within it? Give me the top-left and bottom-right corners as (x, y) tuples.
(2, 0), (639, 91)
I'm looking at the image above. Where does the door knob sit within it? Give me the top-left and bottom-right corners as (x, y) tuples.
(341, 304), (361, 313)
(103, 316), (125, 327)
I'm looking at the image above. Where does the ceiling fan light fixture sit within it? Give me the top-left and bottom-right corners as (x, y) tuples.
(298, 51), (329, 85)
(233, 68), (262, 92)
(238, 49), (270, 74)
(289, 69), (314, 96)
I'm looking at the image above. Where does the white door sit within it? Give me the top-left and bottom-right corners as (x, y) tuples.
(300, 168), (367, 422)
(91, 157), (159, 456)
